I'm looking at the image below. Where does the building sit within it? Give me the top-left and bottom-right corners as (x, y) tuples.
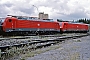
(38, 12), (44, 19)
(43, 14), (48, 19)
(38, 12), (48, 19)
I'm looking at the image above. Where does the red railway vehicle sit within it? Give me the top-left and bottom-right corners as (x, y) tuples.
(0, 15), (60, 35)
(59, 22), (89, 33)
(0, 15), (89, 35)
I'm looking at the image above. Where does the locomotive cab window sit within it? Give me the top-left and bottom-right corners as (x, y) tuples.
(9, 19), (12, 22)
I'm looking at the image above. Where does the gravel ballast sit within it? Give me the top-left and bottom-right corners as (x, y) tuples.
(26, 35), (90, 60)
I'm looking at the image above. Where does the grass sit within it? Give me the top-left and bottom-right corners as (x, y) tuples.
(74, 40), (81, 42)
(23, 45), (61, 58)
(20, 58), (26, 60)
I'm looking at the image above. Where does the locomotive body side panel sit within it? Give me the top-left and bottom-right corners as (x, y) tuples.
(59, 22), (89, 33)
(15, 20), (60, 32)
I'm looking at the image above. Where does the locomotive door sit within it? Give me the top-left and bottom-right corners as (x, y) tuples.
(8, 19), (16, 30)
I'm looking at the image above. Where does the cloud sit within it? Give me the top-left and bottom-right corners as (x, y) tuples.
(0, 0), (90, 20)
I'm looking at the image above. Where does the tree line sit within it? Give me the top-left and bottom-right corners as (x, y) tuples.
(77, 18), (90, 24)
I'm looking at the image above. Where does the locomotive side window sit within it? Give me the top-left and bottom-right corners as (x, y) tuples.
(9, 19), (12, 22)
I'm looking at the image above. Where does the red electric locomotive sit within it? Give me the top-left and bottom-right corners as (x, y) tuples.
(59, 22), (89, 33)
(0, 15), (60, 35)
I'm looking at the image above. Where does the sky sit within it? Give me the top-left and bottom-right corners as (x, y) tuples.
(0, 0), (90, 21)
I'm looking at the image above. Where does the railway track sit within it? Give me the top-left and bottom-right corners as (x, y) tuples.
(0, 33), (89, 60)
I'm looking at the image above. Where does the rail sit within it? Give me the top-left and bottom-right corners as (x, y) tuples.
(0, 33), (89, 60)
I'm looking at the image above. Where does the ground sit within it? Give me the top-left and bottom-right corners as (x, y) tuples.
(26, 35), (90, 60)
